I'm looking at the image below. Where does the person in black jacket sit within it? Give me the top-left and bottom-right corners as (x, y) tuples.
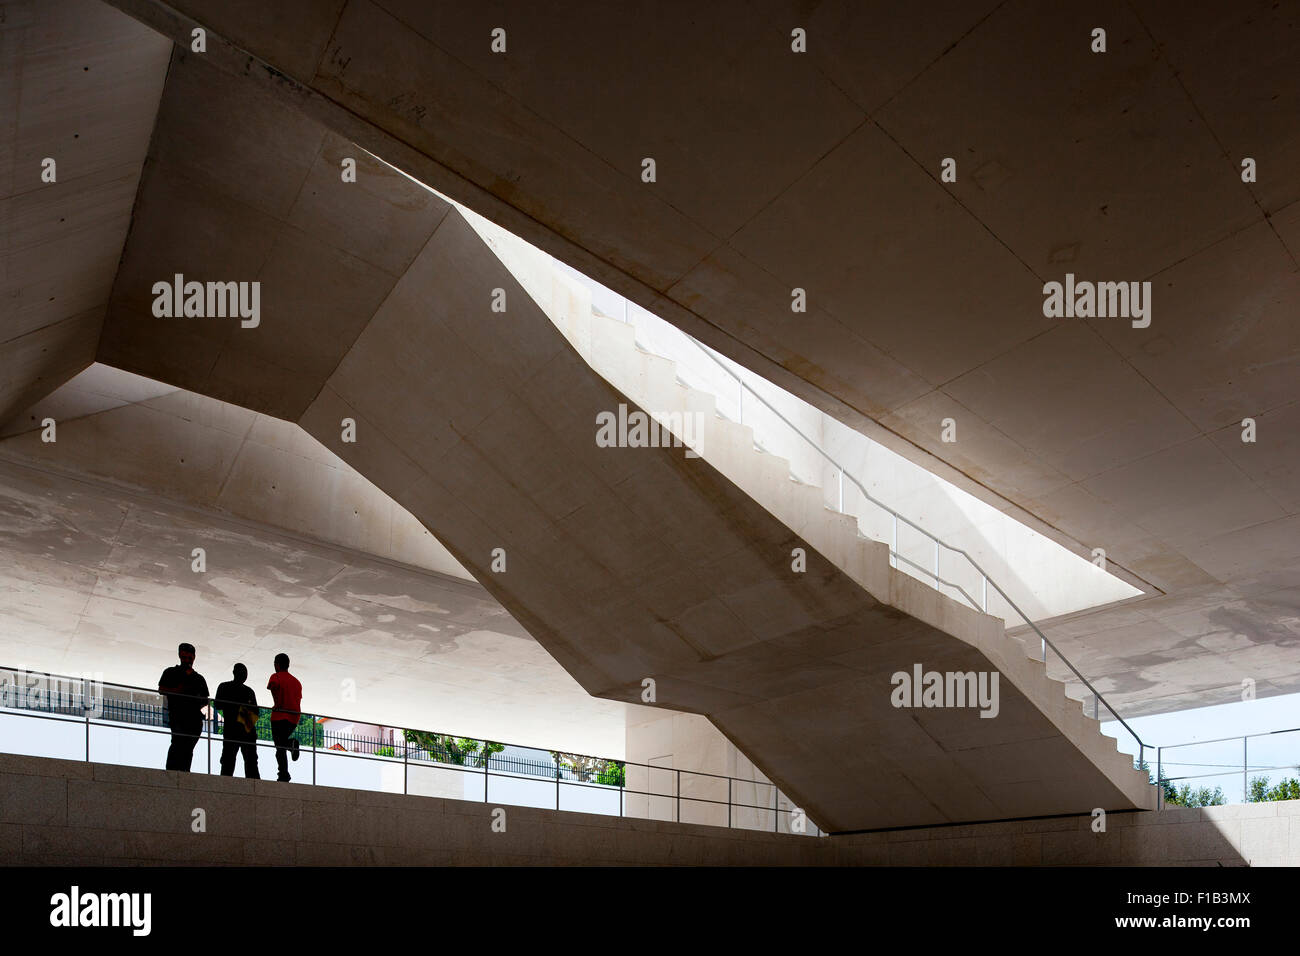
(214, 663), (260, 779)
(158, 643), (209, 772)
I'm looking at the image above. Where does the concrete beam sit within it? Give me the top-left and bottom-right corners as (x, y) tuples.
(0, 0), (170, 423)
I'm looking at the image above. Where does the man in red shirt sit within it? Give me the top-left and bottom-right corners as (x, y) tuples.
(266, 653), (303, 782)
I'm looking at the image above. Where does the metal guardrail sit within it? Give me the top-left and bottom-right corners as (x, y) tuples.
(1155, 725), (1300, 807)
(0, 667), (824, 837)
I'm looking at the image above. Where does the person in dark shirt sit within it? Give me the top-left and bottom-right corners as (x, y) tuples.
(214, 663), (260, 779)
(266, 653), (303, 782)
(157, 643), (209, 772)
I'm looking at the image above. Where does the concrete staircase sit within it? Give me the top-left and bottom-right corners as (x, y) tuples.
(463, 208), (1156, 828)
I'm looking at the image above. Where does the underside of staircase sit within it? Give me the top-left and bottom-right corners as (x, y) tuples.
(453, 209), (1158, 831)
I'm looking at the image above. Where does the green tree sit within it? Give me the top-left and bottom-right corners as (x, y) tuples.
(1169, 784), (1226, 807)
(1275, 777), (1300, 801)
(596, 761), (626, 787)
(1141, 760), (1224, 807)
(215, 708), (323, 747)
(403, 731), (503, 767)
(1140, 760), (1179, 805)
(455, 737), (505, 768)
(551, 751), (624, 786)
(1247, 774), (1300, 803)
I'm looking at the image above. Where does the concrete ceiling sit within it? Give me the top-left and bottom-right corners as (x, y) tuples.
(96, 46), (453, 420)
(0, 452), (630, 756)
(88, 0), (1298, 719)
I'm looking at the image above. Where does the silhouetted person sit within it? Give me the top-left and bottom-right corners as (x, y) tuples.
(158, 643), (209, 772)
(214, 663), (260, 779)
(267, 653), (302, 782)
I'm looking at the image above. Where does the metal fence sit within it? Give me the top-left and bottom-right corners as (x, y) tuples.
(1155, 726), (1300, 807)
(0, 666), (823, 836)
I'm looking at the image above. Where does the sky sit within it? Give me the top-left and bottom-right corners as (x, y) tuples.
(1105, 692), (1300, 802)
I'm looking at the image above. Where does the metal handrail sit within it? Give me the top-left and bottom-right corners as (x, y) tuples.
(1153, 725), (1300, 809)
(0, 666), (822, 835)
(678, 335), (1150, 766)
(1159, 724), (1300, 751)
(0, 705), (804, 820)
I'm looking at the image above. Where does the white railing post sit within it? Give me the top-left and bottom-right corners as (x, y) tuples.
(837, 469), (843, 512)
(981, 575), (988, 612)
(1156, 747), (1162, 810)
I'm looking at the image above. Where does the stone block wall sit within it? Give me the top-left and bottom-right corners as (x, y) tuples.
(0, 754), (1287, 866)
